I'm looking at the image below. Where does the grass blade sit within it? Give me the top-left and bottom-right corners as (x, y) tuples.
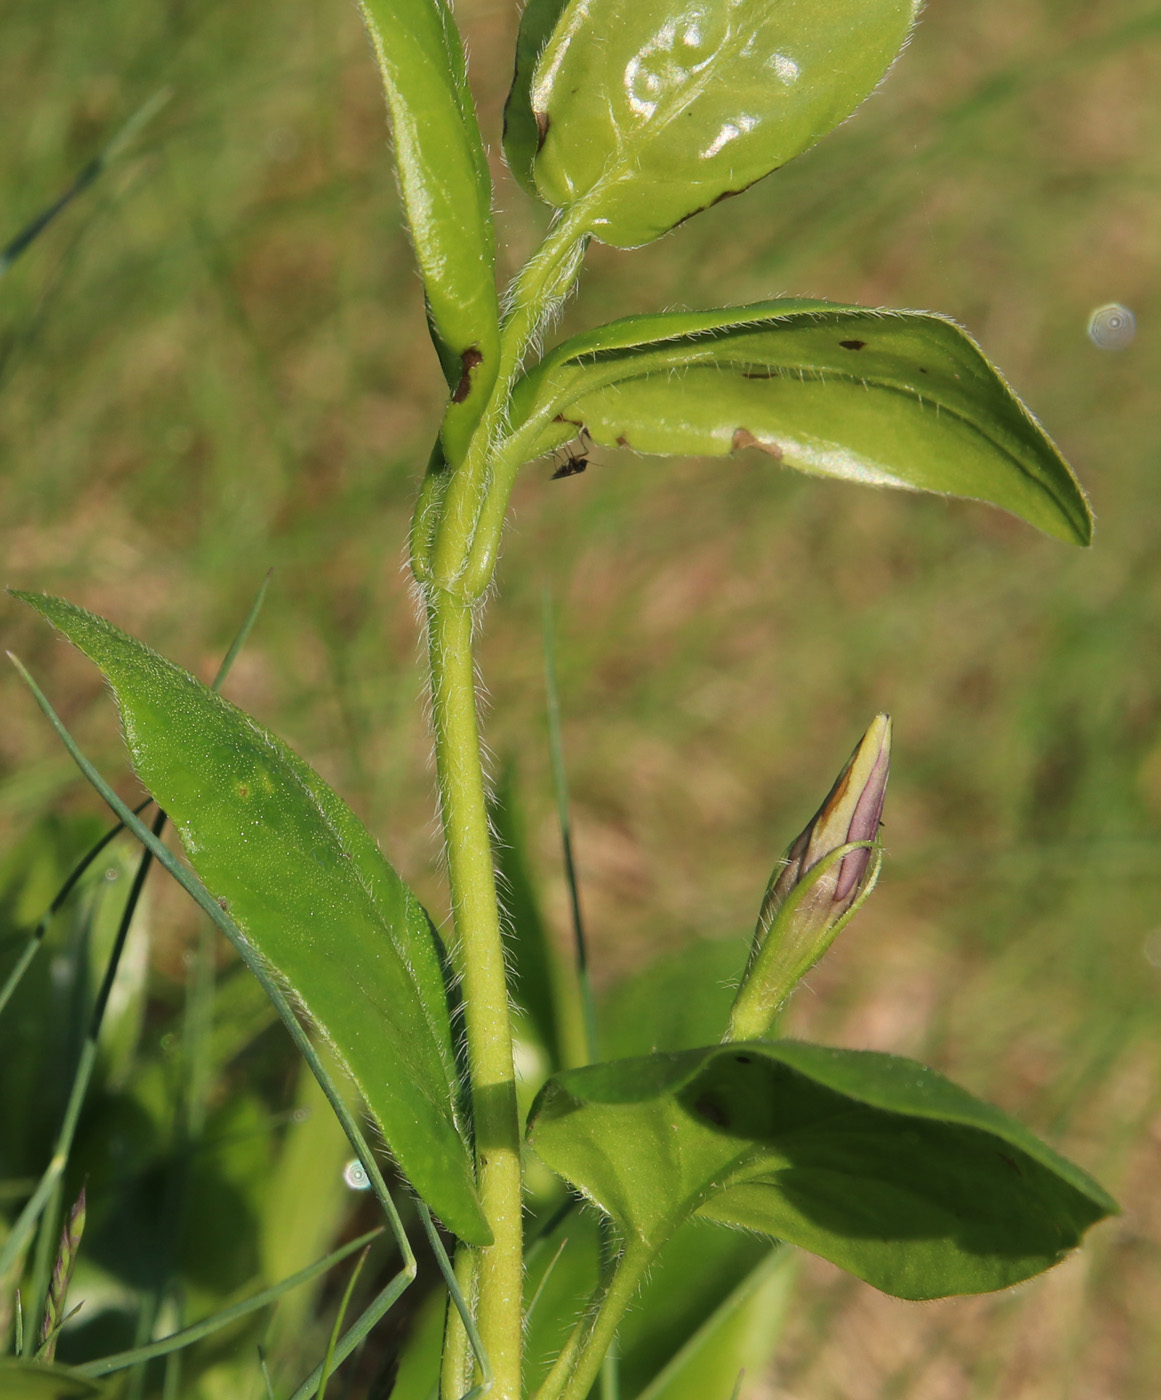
(0, 90), (170, 278)
(73, 1228), (383, 1378)
(541, 588), (598, 1064)
(316, 1244), (371, 1400)
(0, 797), (152, 1023)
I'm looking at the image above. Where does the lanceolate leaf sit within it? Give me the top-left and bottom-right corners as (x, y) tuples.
(527, 1040), (1116, 1300)
(510, 301), (1093, 545)
(517, 0), (920, 246)
(17, 593), (488, 1245)
(357, 1), (500, 457)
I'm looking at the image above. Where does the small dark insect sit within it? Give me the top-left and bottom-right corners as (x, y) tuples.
(551, 452), (587, 480)
(551, 429), (592, 480)
(839, 339), (867, 351)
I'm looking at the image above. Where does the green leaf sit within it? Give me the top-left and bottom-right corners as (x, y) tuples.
(0, 1363), (105, 1399)
(510, 301), (1092, 545)
(517, 0), (920, 246)
(16, 593), (488, 1246)
(502, 0), (570, 199)
(357, 1), (500, 456)
(527, 1040), (1117, 1300)
(633, 1243), (796, 1400)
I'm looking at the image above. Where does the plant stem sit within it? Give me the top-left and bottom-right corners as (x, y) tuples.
(533, 1240), (655, 1400)
(425, 209), (590, 600)
(427, 591), (523, 1400)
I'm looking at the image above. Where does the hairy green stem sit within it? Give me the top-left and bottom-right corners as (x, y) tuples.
(533, 1241), (654, 1400)
(424, 209), (590, 598)
(427, 592), (523, 1400)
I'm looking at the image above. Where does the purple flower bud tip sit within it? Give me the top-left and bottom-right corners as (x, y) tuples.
(771, 713), (891, 913)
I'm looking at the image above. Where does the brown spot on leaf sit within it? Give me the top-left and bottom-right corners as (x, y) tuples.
(535, 111), (550, 150)
(734, 1054), (753, 1065)
(615, 435), (630, 448)
(839, 339), (866, 351)
(452, 347), (484, 404)
(732, 427), (783, 461)
(694, 1094), (729, 1129)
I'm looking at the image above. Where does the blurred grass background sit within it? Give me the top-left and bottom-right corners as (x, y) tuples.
(1, 0), (1159, 1395)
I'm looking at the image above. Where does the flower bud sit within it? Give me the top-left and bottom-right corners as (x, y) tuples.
(726, 715), (891, 1041)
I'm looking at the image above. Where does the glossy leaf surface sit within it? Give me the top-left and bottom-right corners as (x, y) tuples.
(18, 593), (488, 1245)
(511, 301), (1092, 544)
(520, 0), (919, 246)
(527, 1040), (1116, 1299)
(503, 0), (570, 198)
(357, 1), (500, 454)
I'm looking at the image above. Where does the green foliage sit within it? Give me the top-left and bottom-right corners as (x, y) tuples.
(1, 0), (1134, 1393)
(356, 0), (501, 459)
(507, 0), (921, 246)
(631, 1243), (796, 1400)
(510, 302), (1092, 545)
(529, 1041), (1116, 1300)
(0, 1360), (105, 1397)
(14, 591), (486, 1246)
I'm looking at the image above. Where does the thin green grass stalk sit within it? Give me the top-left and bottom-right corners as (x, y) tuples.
(0, 801), (168, 1290)
(541, 587), (597, 1067)
(210, 570), (273, 690)
(316, 1244), (371, 1400)
(286, 1271), (418, 1400)
(525, 1238), (570, 1328)
(73, 1227), (383, 1378)
(416, 1203), (489, 1390)
(0, 88), (170, 278)
(0, 795), (153, 1022)
(259, 1344), (277, 1400)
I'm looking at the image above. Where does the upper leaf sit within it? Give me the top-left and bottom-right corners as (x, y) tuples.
(527, 1040), (1116, 1300)
(509, 301), (1093, 545)
(510, 0), (920, 247)
(503, 0), (570, 199)
(18, 593), (489, 1245)
(357, 1), (500, 455)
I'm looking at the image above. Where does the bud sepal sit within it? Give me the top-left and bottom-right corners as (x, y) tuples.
(726, 715), (891, 1041)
